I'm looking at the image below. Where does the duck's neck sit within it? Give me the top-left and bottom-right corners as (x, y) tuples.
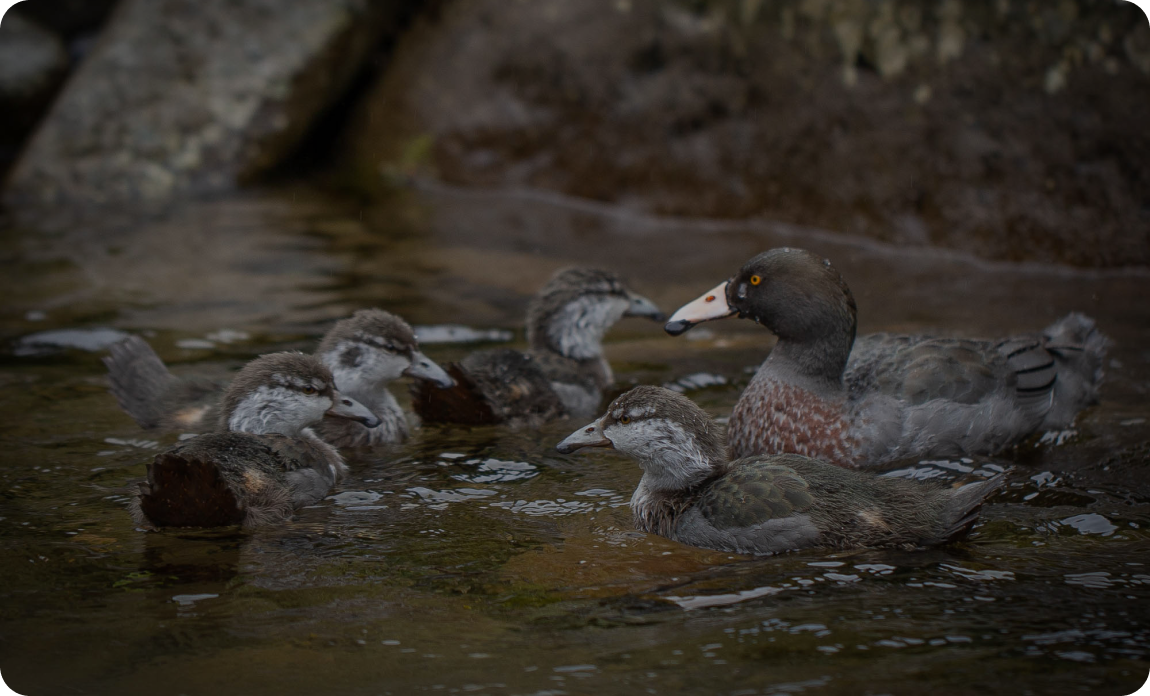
(631, 481), (688, 537)
(632, 469), (722, 537)
(630, 430), (726, 534)
(761, 315), (855, 391)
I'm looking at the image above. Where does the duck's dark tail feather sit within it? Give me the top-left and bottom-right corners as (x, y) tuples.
(1040, 313), (1110, 429)
(938, 474), (1005, 544)
(131, 454), (247, 528)
(104, 336), (179, 429)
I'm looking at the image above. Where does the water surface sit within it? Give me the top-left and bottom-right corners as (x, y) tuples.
(2, 183), (1148, 695)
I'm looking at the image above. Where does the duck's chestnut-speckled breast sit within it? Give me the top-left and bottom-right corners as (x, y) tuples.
(728, 378), (856, 467)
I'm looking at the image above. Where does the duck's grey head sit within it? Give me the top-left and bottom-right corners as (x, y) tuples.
(557, 385), (726, 493)
(526, 268), (664, 360)
(221, 352), (381, 436)
(316, 309), (454, 397)
(665, 249), (857, 380)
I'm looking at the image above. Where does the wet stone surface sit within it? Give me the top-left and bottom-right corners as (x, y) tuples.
(0, 184), (1148, 694)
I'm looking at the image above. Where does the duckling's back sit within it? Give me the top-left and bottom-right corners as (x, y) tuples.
(411, 348), (565, 427)
(131, 433), (296, 528)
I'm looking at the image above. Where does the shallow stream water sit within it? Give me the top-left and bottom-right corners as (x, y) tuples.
(1, 183), (1148, 695)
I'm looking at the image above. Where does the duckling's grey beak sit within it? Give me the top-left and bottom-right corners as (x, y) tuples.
(556, 419), (613, 454)
(327, 392), (381, 428)
(624, 292), (666, 322)
(404, 351), (455, 388)
(665, 281), (733, 336)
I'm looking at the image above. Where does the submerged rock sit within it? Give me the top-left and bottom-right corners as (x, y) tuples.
(344, 0), (1150, 267)
(3, 0), (404, 223)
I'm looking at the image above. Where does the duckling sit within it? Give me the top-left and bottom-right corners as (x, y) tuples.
(411, 267), (664, 426)
(131, 352), (381, 528)
(665, 248), (1109, 467)
(103, 309), (452, 447)
(312, 309), (453, 448)
(557, 386), (1003, 555)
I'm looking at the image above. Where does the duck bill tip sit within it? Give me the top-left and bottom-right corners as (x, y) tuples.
(665, 281), (734, 336)
(556, 421), (613, 454)
(624, 293), (666, 322)
(326, 394), (381, 428)
(404, 354), (456, 389)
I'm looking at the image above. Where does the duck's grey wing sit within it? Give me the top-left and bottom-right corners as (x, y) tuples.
(679, 461), (821, 555)
(848, 333), (1059, 421)
(103, 336), (221, 431)
(846, 335), (1003, 403)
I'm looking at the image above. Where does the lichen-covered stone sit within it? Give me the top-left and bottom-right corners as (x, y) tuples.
(3, 0), (402, 222)
(344, 0), (1150, 267)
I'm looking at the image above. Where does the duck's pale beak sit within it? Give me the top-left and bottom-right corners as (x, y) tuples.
(664, 281), (734, 336)
(624, 291), (665, 322)
(327, 392), (382, 428)
(556, 419), (613, 454)
(404, 351), (455, 388)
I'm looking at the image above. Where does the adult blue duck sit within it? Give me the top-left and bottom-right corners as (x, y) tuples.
(664, 248), (1108, 467)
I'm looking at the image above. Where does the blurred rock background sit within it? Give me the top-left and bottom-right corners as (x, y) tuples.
(1, 0), (1147, 266)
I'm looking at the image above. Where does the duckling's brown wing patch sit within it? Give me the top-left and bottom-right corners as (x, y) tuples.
(411, 349), (564, 425)
(134, 433), (293, 528)
(410, 363), (499, 425)
(462, 349), (566, 424)
(256, 433), (326, 472)
(136, 452), (245, 528)
(696, 462), (814, 530)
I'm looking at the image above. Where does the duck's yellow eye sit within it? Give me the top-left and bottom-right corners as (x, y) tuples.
(750, 275), (762, 286)
(302, 386), (317, 395)
(619, 415), (631, 425)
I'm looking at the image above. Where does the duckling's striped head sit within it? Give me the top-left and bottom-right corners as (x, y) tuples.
(221, 352), (379, 436)
(527, 268), (664, 360)
(316, 309), (453, 392)
(558, 386), (726, 493)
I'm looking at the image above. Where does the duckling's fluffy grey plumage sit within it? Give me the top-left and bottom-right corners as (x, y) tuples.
(558, 386), (1003, 556)
(130, 352), (377, 529)
(412, 267), (663, 427)
(104, 308), (451, 448)
(312, 309), (453, 448)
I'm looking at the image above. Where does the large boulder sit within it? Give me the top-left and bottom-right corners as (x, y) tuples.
(343, 0), (1150, 267)
(3, 0), (405, 222)
(9, 0), (119, 41)
(0, 13), (69, 175)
